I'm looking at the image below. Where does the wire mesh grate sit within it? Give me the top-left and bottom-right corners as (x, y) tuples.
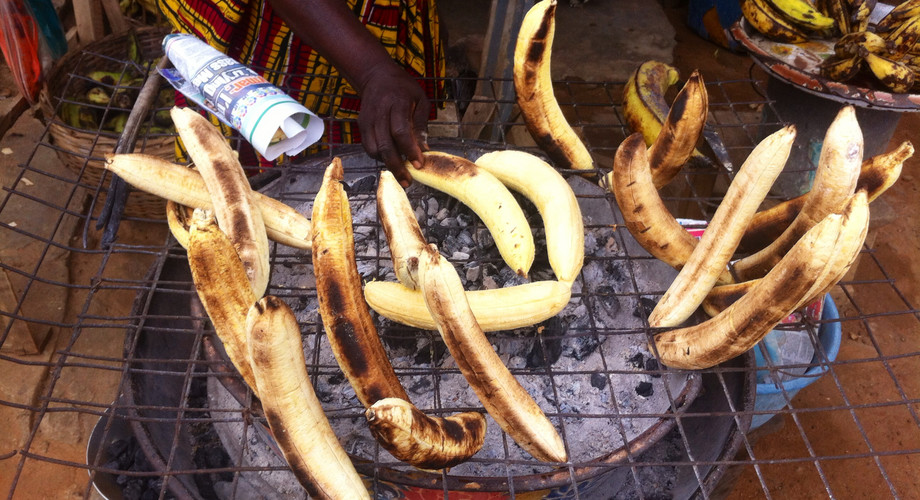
(0, 42), (919, 500)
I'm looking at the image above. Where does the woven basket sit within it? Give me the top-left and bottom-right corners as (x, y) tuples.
(40, 26), (175, 219)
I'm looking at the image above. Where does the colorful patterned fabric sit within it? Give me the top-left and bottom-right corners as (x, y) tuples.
(155, 0), (445, 165)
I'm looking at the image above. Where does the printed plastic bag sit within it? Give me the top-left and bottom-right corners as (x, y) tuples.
(0, 0), (42, 104)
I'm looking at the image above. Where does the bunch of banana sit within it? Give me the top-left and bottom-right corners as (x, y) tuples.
(513, 0), (595, 171)
(315, 160), (487, 470)
(59, 67), (175, 133)
(742, 0), (834, 43)
(417, 245), (567, 463)
(621, 61), (710, 188)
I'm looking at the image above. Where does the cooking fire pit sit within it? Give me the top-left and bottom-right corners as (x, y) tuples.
(119, 141), (754, 499)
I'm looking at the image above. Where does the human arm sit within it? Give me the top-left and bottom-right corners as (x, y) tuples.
(267, 0), (430, 185)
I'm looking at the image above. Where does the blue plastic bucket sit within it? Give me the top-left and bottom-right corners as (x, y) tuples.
(751, 295), (842, 429)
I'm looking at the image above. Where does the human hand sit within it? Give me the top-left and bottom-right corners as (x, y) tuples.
(356, 61), (431, 187)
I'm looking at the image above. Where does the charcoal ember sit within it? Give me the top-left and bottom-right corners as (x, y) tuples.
(590, 372), (608, 389)
(408, 377), (432, 395)
(628, 352), (645, 369)
(123, 480), (144, 500)
(635, 381), (654, 398)
(645, 357), (661, 377)
(381, 327), (421, 354)
(635, 296), (658, 319)
(562, 331), (602, 361)
(525, 318), (564, 368)
(344, 174), (376, 193)
(473, 226), (494, 250)
(414, 339), (449, 366)
(105, 438), (131, 469)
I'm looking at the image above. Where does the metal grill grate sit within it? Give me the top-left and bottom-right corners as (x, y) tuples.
(1, 44), (919, 500)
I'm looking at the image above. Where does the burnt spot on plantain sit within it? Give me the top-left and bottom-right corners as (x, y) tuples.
(424, 154), (478, 178)
(321, 281), (371, 378)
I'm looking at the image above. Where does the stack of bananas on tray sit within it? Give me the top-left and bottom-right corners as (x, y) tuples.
(743, 0), (920, 93)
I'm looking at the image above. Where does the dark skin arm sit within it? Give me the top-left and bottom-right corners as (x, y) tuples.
(267, 0), (430, 186)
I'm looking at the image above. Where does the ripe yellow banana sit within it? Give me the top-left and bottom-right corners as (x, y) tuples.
(474, 149), (584, 283)
(820, 55), (863, 82)
(364, 279), (572, 332)
(766, 0), (835, 30)
(171, 107), (270, 297)
(648, 125), (796, 328)
(703, 190), (869, 317)
(104, 154), (312, 250)
(732, 105), (863, 281)
(834, 31), (890, 58)
(653, 211), (846, 370)
(377, 170), (427, 289)
(739, 140), (913, 253)
(844, 0), (873, 33)
(646, 70), (709, 189)
(187, 208), (258, 393)
(418, 245), (567, 463)
(245, 296), (369, 499)
(366, 398), (487, 470)
(876, 0), (920, 33)
(741, 0), (810, 43)
(405, 152), (535, 278)
(604, 133), (734, 285)
(881, 15), (920, 57)
(824, 0), (852, 35)
(622, 60), (678, 146)
(513, 0), (594, 171)
(312, 158), (410, 408)
(864, 52), (916, 93)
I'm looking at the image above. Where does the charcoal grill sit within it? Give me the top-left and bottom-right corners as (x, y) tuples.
(1, 38), (919, 500)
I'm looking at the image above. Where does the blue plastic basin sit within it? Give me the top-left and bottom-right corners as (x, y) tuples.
(752, 294), (842, 429)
